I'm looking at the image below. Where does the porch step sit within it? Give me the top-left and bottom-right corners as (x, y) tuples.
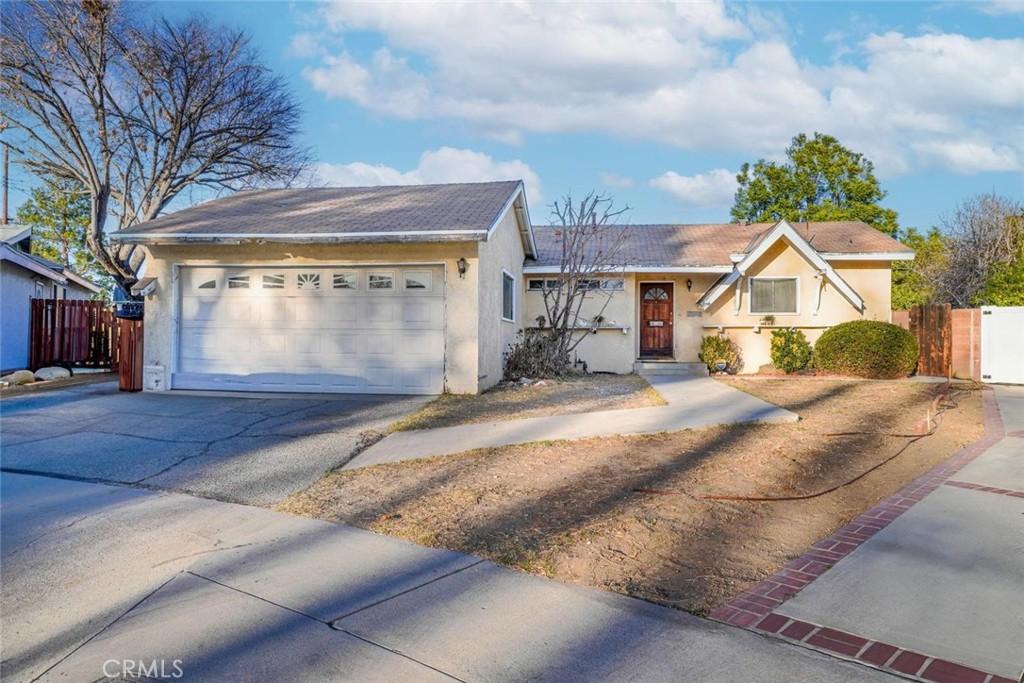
(634, 361), (709, 377)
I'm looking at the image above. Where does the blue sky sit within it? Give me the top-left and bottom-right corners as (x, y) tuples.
(8, 1), (1024, 231)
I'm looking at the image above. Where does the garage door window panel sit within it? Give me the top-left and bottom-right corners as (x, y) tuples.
(333, 272), (357, 290)
(403, 270), (432, 291)
(369, 272), (395, 290)
(262, 274), (286, 289)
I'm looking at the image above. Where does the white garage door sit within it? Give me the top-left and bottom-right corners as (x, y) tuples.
(174, 265), (445, 394)
(981, 306), (1024, 385)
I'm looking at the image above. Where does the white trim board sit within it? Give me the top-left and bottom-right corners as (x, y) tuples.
(697, 220), (864, 312)
(522, 265), (731, 274)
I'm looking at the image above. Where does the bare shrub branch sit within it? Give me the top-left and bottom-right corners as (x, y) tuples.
(1, 1), (309, 293)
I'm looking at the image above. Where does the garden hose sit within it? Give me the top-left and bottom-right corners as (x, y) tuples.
(634, 381), (973, 503)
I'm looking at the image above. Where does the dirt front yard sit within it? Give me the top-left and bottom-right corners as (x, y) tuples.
(281, 379), (984, 615)
(390, 372), (664, 431)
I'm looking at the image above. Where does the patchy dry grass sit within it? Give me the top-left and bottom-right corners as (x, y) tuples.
(389, 372), (665, 431)
(282, 379), (984, 615)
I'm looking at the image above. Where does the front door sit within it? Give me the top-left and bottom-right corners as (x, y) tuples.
(640, 283), (673, 357)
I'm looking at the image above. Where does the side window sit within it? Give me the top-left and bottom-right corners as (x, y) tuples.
(501, 271), (515, 322)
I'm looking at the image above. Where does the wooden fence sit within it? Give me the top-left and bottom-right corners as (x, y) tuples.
(29, 299), (119, 371)
(892, 304), (981, 380)
(117, 318), (144, 392)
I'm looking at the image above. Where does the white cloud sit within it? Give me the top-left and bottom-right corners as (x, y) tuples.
(650, 169), (737, 208)
(298, 3), (1024, 176)
(979, 0), (1024, 15)
(911, 140), (1021, 174)
(316, 147), (543, 202)
(599, 172), (634, 189)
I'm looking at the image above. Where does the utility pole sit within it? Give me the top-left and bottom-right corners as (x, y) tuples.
(2, 141), (8, 225)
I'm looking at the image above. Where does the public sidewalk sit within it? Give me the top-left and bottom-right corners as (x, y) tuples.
(2, 470), (891, 682)
(713, 385), (1024, 682)
(345, 374), (797, 471)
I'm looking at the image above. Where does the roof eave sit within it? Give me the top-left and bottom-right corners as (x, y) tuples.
(112, 230), (490, 246)
(522, 264), (732, 274)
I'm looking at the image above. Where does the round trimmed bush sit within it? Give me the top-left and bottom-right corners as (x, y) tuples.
(770, 328), (813, 373)
(813, 321), (918, 379)
(699, 334), (742, 374)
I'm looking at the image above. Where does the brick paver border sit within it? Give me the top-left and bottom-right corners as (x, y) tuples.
(711, 389), (1015, 682)
(944, 479), (1024, 499)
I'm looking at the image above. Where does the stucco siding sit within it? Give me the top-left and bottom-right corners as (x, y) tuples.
(1, 263), (37, 371)
(702, 241), (895, 372)
(476, 208), (526, 389)
(141, 241), (482, 394)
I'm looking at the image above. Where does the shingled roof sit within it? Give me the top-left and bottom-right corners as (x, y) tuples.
(113, 181), (524, 242)
(528, 221), (912, 269)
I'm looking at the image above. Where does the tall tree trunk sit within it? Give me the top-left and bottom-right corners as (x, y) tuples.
(86, 190), (135, 295)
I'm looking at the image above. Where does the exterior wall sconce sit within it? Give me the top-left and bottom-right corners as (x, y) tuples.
(457, 257), (468, 279)
(686, 278), (693, 291)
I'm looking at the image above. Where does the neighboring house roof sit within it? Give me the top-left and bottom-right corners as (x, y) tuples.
(112, 181), (536, 255)
(0, 242), (102, 294)
(526, 220), (912, 272)
(0, 242), (67, 283)
(698, 220), (864, 311)
(1, 223), (32, 245)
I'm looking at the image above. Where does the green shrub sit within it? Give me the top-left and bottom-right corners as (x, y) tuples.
(699, 335), (742, 374)
(770, 328), (813, 373)
(813, 320), (918, 379)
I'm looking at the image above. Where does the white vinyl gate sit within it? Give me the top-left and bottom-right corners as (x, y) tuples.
(174, 265), (445, 394)
(980, 306), (1024, 385)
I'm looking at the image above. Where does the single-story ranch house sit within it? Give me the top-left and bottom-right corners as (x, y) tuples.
(114, 180), (913, 395)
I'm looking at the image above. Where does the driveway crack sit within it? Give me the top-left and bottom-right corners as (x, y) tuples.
(132, 400), (328, 484)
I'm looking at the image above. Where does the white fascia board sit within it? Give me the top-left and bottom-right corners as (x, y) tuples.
(0, 245), (67, 284)
(486, 181), (537, 258)
(113, 229), (488, 244)
(697, 270), (740, 309)
(822, 251), (915, 261)
(698, 220), (866, 311)
(522, 264), (731, 274)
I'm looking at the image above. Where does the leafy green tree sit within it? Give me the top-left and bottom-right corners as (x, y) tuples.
(974, 258), (1024, 306)
(15, 179), (110, 292)
(732, 133), (899, 235)
(891, 227), (947, 309)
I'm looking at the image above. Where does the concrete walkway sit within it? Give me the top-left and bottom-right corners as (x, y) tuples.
(346, 375), (797, 470)
(715, 385), (1024, 682)
(1, 470), (894, 682)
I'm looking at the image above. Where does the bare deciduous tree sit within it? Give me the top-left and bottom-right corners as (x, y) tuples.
(935, 194), (1023, 307)
(506, 192), (628, 378)
(1, 0), (308, 293)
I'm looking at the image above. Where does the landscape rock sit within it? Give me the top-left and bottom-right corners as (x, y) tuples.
(2, 370), (36, 385)
(35, 366), (72, 381)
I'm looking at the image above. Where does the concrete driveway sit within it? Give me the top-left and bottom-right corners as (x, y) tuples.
(0, 381), (429, 505)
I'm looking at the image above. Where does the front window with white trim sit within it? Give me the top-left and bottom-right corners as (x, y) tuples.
(501, 271), (516, 322)
(749, 277), (798, 314)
